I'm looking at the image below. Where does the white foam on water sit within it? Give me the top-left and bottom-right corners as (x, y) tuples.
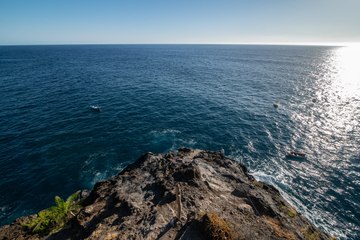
(251, 170), (347, 239)
(149, 129), (181, 136)
(171, 138), (197, 150)
(148, 129), (198, 152)
(0, 206), (9, 216)
(89, 161), (130, 186)
(246, 140), (256, 152)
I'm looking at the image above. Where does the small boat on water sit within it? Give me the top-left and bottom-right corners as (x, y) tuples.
(286, 151), (306, 159)
(90, 105), (101, 112)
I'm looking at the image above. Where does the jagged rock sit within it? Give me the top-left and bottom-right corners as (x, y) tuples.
(0, 149), (331, 240)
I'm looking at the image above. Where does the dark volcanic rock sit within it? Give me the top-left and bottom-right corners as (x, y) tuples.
(0, 149), (331, 240)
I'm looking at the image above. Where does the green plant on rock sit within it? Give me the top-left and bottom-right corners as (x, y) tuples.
(22, 191), (81, 235)
(301, 227), (321, 240)
(280, 205), (297, 218)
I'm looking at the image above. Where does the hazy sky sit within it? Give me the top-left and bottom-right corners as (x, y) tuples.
(0, 0), (359, 45)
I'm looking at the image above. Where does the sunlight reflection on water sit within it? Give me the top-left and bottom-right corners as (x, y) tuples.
(333, 46), (360, 97)
(263, 46), (360, 239)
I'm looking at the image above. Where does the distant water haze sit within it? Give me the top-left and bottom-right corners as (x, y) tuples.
(0, 45), (359, 239)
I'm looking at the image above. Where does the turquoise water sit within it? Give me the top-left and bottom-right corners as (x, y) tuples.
(0, 45), (359, 239)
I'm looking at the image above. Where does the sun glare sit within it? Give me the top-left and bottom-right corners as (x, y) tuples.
(332, 45), (360, 97)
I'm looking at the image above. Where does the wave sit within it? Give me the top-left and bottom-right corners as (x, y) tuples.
(251, 170), (348, 239)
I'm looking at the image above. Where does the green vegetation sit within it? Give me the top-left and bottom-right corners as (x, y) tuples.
(301, 227), (321, 240)
(280, 205), (297, 218)
(22, 191), (81, 235)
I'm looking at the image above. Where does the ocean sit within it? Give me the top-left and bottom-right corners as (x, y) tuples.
(0, 45), (359, 239)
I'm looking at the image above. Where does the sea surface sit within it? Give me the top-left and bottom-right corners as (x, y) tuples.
(0, 45), (359, 239)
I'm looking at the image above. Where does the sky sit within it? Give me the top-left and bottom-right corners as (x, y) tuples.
(0, 0), (359, 45)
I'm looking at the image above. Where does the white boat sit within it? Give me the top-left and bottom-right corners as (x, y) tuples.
(90, 105), (101, 112)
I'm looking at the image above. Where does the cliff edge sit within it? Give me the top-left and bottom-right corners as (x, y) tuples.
(0, 149), (331, 240)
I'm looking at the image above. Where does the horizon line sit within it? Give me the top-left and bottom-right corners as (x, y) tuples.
(1, 42), (359, 47)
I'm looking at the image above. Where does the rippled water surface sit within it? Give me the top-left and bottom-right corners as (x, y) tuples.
(0, 45), (359, 239)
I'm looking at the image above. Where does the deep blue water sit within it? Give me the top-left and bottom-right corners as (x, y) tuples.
(0, 45), (359, 239)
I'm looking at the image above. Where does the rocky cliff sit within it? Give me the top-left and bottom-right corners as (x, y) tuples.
(0, 149), (331, 240)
